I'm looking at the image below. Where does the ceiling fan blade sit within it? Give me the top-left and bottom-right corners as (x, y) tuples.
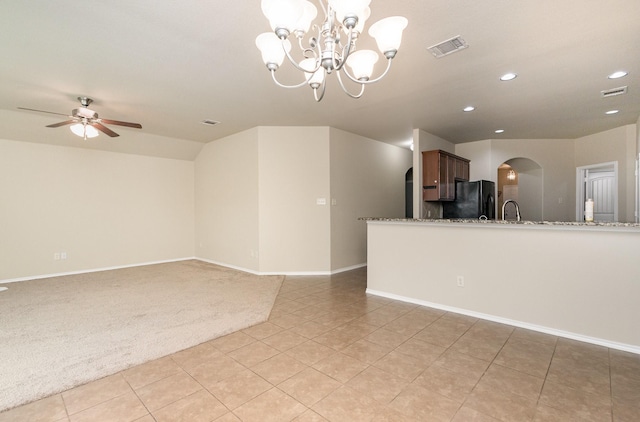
(100, 119), (142, 129)
(91, 122), (119, 137)
(17, 107), (72, 118)
(46, 119), (77, 128)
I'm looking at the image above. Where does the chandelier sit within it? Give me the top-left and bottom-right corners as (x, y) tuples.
(255, 0), (408, 101)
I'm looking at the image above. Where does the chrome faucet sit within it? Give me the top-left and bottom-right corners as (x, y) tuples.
(502, 199), (522, 221)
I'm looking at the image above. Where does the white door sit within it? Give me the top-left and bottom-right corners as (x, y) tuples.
(576, 162), (618, 222)
(586, 171), (615, 222)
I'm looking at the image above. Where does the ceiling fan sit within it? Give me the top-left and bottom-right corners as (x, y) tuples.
(18, 96), (142, 140)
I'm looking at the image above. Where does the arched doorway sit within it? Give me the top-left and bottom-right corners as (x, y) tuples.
(498, 158), (543, 221)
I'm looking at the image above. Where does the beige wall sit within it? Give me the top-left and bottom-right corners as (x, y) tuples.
(258, 127), (331, 273)
(194, 129), (260, 271)
(367, 221), (640, 352)
(330, 128), (412, 270)
(193, 126), (410, 274)
(0, 138), (195, 280)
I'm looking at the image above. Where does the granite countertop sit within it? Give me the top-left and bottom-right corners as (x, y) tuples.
(359, 217), (640, 228)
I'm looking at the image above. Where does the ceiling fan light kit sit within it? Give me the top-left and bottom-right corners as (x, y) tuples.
(256, 0), (408, 101)
(18, 96), (142, 140)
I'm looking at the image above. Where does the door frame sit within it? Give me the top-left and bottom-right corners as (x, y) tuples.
(576, 161), (618, 222)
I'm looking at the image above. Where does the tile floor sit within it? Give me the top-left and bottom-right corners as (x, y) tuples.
(2, 268), (639, 422)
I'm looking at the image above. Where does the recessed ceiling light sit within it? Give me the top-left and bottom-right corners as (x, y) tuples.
(463, 106), (475, 112)
(500, 73), (517, 81)
(608, 71), (628, 79)
(495, 129), (505, 134)
(605, 110), (619, 115)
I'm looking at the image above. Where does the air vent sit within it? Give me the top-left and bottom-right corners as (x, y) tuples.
(201, 119), (220, 126)
(427, 35), (468, 58)
(601, 86), (627, 98)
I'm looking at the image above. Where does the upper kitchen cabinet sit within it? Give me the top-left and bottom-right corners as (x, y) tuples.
(423, 150), (470, 201)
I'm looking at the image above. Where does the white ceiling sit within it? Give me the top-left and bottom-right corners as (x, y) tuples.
(1, 0), (639, 157)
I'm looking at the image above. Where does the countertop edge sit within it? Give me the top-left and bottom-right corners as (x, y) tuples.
(359, 218), (640, 232)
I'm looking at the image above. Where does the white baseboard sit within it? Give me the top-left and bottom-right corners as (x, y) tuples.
(194, 258), (366, 276)
(0, 259), (367, 285)
(366, 288), (640, 356)
(0, 257), (197, 284)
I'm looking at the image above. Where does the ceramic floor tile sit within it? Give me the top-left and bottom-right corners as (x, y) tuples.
(288, 320), (333, 339)
(285, 340), (336, 366)
(451, 406), (501, 422)
(0, 394), (67, 422)
(346, 366), (408, 405)
(242, 322), (284, 340)
(233, 388), (307, 422)
(209, 331), (256, 353)
(151, 390), (228, 422)
(388, 383), (460, 422)
(432, 349), (491, 379)
(226, 340), (280, 367)
(449, 331), (508, 361)
(394, 337), (447, 366)
(278, 367), (342, 407)
(268, 312), (307, 329)
(134, 371), (202, 411)
(292, 409), (329, 421)
(261, 329), (308, 352)
(372, 350), (429, 381)
(62, 374), (132, 415)
(538, 380), (612, 422)
(476, 364), (545, 399)
(185, 354), (246, 389)
(68, 390), (148, 422)
(464, 383), (538, 422)
(169, 342), (223, 372)
(546, 355), (611, 396)
(413, 363), (480, 403)
(341, 339), (392, 364)
(493, 337), (554, 378)
(250, 352), (307, 385)
(312, 351), (369, 383)
(312, 386), (384, 422)
(122, 356), (184, 390)
(207, 369), (272, 410)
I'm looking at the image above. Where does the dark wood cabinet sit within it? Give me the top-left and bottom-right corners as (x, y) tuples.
(422, 150), (470, 201)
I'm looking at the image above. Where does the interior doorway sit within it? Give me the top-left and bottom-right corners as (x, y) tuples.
(576, 162), (618, 222)
(497, 158), (543, 221)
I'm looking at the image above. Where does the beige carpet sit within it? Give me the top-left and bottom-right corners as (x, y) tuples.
(0, 260), (283, 412)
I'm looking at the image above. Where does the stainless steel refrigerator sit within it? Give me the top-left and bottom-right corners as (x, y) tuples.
(442, 180), (496, 219)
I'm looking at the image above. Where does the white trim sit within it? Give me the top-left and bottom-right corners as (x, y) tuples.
(0, 258), (368, 284)
(194, 257), (366, 276)
(0, 257), (196, 284)
(366, 288), (640, 356)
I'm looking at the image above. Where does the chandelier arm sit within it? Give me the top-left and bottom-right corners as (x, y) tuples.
(270, 70), (309, 89)
(342, 57), (394, 85)
(313, 82), (326, 102)
(283, 44), (319, 73)
(333, 29), (355, 73)
(336, 70), (366, 99)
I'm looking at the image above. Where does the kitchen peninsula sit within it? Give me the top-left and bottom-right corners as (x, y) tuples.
(362, 218), (640, 353)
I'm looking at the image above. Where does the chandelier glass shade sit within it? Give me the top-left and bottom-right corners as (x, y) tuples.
(256, 0), (408, 101)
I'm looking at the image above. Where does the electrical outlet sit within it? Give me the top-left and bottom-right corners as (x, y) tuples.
(456, 276), (465, 287)
(61, 252), (67, 260)
(54, 253), (60, 260)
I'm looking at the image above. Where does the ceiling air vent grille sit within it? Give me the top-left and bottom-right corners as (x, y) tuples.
(601, 86), (627, 98)
(201, 119), (220, 126)
(427, 36), (468, 58)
